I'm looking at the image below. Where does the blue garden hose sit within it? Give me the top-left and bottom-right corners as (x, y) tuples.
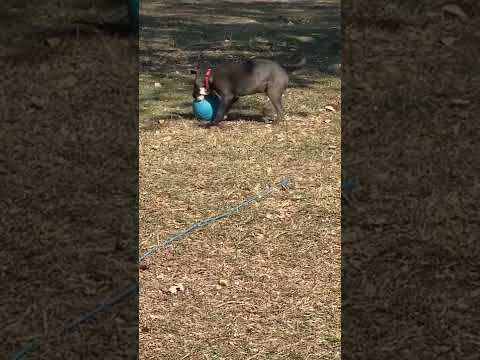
(10, 178), (291, 360)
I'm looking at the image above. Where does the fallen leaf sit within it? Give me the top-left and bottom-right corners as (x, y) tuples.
(457, 298), (469, 310)
(442, 4), (468, 19)
(451, 98), (470, 105)
(45, 37), (61, 48)
(373, 216), (388, 225)
(218, 279), (229, 287)
(168, 283), (185, 294)
(58, 75), (77, 88)
(440, 36), (456, 46)
(141, 325), (150, 333)
(30, 96), (46, 109)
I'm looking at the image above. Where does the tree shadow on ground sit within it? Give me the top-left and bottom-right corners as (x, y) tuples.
(139, 0), (341, 127)
(140, 0), (341, 90)
(0, 0), (130, 56)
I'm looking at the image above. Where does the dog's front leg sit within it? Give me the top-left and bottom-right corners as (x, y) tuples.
(210, 94), (233, 125)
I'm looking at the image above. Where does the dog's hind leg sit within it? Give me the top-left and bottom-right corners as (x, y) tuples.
(266, 90), (284, 124)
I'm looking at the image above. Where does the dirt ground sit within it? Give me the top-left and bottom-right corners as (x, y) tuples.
(139, 1), (341, 359)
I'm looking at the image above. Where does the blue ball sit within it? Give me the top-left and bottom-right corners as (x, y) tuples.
(192, 94), (220, 122)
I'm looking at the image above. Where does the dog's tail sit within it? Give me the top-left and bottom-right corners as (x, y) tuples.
(282, 56), (306, 73)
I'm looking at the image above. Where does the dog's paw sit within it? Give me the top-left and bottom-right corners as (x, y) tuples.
(201, 121), (220, 129)
(198, 122), (212, 129)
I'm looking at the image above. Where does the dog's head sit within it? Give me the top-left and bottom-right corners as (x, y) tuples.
(190, 68), (212, 99)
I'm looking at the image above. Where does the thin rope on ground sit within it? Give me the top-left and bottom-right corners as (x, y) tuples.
(140, 178), (289, 261)
(10, 178), (290, 360)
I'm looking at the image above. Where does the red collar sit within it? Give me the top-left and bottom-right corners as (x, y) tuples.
(204, 68), (212, 89)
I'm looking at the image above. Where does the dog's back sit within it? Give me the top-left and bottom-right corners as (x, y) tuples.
(191, 55), (305, 124)
(213, 59), (289, 96)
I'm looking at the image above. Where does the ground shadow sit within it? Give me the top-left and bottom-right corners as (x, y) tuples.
(140, 110), (271, 130)
(161, 102), (270, 120)
(140, 0), (341, 89)
(0, 0), (131, 57)
(139, 0), (341, 126)
(169, 111), (269, 123)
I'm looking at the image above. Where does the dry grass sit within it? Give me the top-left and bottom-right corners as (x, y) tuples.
(342, 1), (480, 358)
(1, 28), (138, 359)
(140, 1), (341, 359)
(140, 115), (341, 359)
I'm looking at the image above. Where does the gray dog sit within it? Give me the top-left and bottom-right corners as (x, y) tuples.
(190, 56), (306, 125)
